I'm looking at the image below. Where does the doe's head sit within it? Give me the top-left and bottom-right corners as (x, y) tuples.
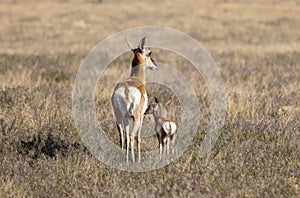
(126, 37), (157, 70)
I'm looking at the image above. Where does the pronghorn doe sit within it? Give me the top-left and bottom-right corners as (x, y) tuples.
(145, 97), (177, 159)
(111, 37), (157, 163)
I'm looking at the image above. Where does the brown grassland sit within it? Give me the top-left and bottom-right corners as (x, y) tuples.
(0, 0), (300, 197)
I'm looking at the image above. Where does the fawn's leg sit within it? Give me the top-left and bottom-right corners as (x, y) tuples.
(171, 133), (176, 155)
(117, 123), (124, 150)
(166, 137), (170, 156)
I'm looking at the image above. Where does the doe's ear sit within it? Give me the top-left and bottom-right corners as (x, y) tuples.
(125, 37), (134, 51)
(138, 37), (146, 50)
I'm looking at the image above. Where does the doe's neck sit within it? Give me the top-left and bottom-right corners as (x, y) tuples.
(130, 54), (146, 83)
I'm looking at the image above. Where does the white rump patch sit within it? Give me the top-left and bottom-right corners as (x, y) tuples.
(162, 121), (177, 135)
(112, 86), (145, 117)
(127, 86), (142, 115)
(142, 93), (148, 113)
(112, 87), (128, 116)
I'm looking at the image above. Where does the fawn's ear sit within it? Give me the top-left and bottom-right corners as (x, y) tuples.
(144, 105), (152, 115)
(154, 97), (159, 104)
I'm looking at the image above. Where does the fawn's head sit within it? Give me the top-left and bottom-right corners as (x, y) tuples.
(145, 97), (167, 118)
(145, 97), (158, 115)
(126, 37), (157, 70)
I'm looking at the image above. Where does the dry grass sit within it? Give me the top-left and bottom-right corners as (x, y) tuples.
(1, 0), (300, 197)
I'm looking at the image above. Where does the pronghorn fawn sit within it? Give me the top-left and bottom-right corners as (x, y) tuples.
(111, 37), (157, 163)
(145, 97), (177, 159)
